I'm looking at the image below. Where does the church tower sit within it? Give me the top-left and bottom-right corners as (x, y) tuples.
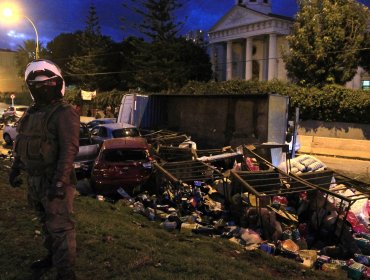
(235, 0), (272, 14)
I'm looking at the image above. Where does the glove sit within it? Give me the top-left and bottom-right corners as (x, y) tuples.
(9, 168), (22, 188)
(47, 181), (66, 200)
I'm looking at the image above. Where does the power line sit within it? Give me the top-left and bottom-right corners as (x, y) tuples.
(210, 46), (370, 65)
(39, 39), (370, 66)
(49, 51), (123, 61)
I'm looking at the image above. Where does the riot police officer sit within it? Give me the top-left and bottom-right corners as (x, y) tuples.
(9, 60), (80, 280)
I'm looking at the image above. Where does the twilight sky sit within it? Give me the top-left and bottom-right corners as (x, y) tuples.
(0, 0), (369, 51)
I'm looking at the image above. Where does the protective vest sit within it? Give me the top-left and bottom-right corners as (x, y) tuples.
(14, 102), (67, 171)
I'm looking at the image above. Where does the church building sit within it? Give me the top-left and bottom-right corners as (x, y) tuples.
(208, 0), (369, 89)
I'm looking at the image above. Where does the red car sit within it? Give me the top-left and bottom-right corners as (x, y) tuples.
(91, 137), (154, 196)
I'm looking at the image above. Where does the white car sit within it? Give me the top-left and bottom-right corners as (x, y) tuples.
(2, 122), (92, 147)
(2, 105), (28, 119)
(90, 123), (141, 145)
(3, 121), (18, 145)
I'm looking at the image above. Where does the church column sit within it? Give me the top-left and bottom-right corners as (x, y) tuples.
(210, 44), (216, 80)
(226, 41), (233, 80)
(245, 37), (253, 80)
(268, 33), (277, 81)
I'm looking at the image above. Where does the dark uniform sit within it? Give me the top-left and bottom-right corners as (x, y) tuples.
(12, 100), (79, 278)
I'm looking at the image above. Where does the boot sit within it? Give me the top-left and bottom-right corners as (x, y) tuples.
(56, 269), (76, 280)
(30, 255), (52, 279)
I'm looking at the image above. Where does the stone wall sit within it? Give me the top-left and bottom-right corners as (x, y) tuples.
(299, 135), (370, 160)
(298, 120), (370, 160)
(298, 120), (370, 140)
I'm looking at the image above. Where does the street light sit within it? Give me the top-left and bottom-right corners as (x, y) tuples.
(23, 15), (39, 59)
(1, 5), (39, 59)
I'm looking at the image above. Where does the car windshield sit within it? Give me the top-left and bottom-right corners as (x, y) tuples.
(79, 124), (91, 145)
(103, 149), (148, 162)
(80, 125), (89, 137)
(112, 128), (140, 138)
(86, 122), (97, 129)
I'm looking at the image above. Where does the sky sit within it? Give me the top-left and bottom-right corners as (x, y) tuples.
(0, 0), (369, 51)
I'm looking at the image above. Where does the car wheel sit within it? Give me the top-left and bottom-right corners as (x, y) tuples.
(3, 133), (13, 145)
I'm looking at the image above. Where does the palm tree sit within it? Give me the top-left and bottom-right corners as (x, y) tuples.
(15, 40), (47, 77)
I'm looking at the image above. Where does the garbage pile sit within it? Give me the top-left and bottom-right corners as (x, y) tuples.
(95, 137), (370, 279)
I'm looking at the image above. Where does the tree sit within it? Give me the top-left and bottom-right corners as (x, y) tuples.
(359, 33), (370, 73)
(118, 36), (144, 90)
(67, 4), (121, 91)
(15, 40), (47, 77)
(175, 38), (212, 83)
(120, 0), (211, 91)
(130, 38), (212, 91)
(47, 32), (83, 84)
(123, 0), (183, 42)
(283, 0), (369, 87)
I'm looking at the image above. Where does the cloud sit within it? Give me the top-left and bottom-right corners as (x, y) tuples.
(7, 30), (25, 39)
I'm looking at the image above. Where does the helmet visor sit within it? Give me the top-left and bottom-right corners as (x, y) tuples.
(27, 77), (58, 88)
(26, 68), (59, 83)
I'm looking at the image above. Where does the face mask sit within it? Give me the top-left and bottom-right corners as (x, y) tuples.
(29, 84), (62, 105)
(27, 77), (63, 104)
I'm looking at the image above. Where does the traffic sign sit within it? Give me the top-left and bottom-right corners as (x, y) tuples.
(10, 94), (15, 106)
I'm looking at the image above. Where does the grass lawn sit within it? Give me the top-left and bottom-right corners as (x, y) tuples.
(0, 158), (350, 280)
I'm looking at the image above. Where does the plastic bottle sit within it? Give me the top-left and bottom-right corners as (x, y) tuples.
(354, 253), (370, 266)
(259, 243), (276, 255)
(314, 255), (331, 270)
(162, 220), (177, 231)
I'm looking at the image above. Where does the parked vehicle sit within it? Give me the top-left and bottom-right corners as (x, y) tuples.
(79, 123), (91, 145)
(90, 123), (141, 145)
(85, 118), (116, 131)
(2, 119), (19, 145)
(74, 123), (99, 178)
(3, 121), (99, 177)
(91, 137), (154, 196)
(3, 121), (90, 146)
(2, 105), (28, 119)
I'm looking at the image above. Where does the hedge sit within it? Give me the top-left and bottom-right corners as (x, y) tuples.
(1, 80), (369, 124)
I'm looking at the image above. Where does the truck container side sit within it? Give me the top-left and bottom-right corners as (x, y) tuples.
(118, 93), (289, 149)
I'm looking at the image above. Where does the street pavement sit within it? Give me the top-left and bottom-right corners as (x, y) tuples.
(315, 155), (370, 178)
(0, 102), (9, 113)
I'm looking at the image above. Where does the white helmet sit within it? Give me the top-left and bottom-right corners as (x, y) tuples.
(25, 59), (65, 98)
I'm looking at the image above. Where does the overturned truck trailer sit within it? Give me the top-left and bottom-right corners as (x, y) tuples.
(117, 93), (289, 148)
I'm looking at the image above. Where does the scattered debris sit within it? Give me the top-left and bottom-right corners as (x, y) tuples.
(79, 131), (370, 279)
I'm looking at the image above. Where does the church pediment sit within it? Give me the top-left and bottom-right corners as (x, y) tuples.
(209, 5), (271, 33)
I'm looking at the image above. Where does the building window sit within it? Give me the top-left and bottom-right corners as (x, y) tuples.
(362, 80), (370, 90)
(263, 0), (269, 3)
(250, 0), (257, 2)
